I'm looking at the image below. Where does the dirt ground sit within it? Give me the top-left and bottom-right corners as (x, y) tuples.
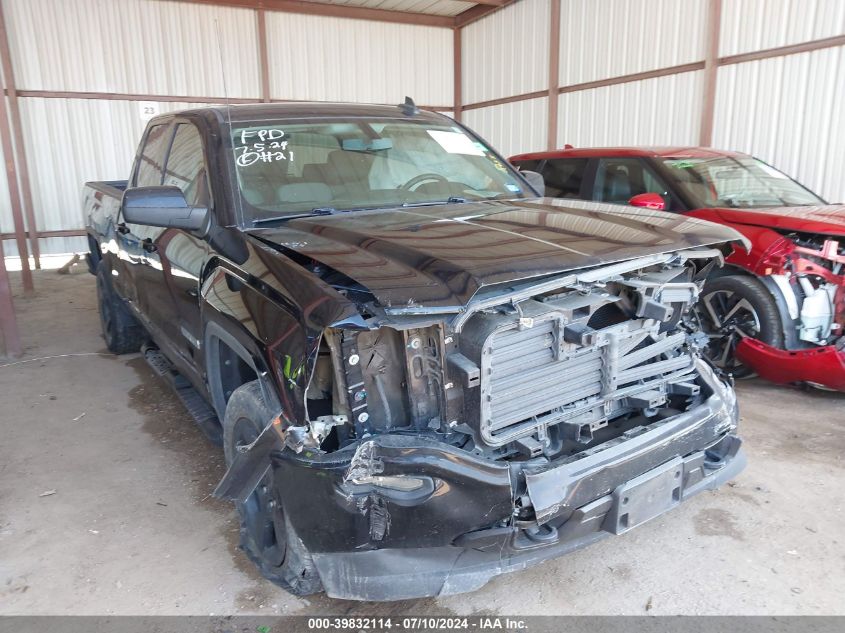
(1, 269), (843, 616)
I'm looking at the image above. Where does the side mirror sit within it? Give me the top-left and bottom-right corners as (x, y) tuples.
(520, 170), (545, 197)
(123, 186), (209, 231)
(628, 192), (666, 210)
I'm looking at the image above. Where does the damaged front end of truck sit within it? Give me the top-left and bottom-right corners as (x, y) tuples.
(216, 244), (745, 601)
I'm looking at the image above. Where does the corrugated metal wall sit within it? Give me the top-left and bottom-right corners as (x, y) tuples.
(4, 0), (845, 261)
(4, 0), (261, 98)
(461, 0), (550, 104)
(0, 0), (454, 258)
(459, 0), (845, 206)
(713, 46), (845, 203)
(462, 97), (548, 157)
(461, 0), (710, 156)
(557, 70), (704, 147)
(266, 14), (452, 106)
(719, 0), (845, 57)
(559, 0), (707, 84)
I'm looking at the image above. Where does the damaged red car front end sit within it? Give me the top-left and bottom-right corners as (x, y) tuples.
(509, 146), (845, 390)
(736, 339), (845, 391)
(732, 234), (845, 390)
(692, 206), (845, 390)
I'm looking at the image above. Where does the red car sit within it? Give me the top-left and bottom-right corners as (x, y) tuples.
(509, 147), (845, 391)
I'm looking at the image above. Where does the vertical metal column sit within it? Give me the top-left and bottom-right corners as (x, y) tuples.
(0, 3), (39, 272)
(0, 62), (33, 292)
(699, 0), (723, 147)
(0, 234), (21, 357)
(547, 0), (561, 150)
(256, 8), (271, 103)
(453, 27), (462, 122)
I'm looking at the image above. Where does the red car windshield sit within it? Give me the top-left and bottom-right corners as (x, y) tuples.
(660, 156), (826, 208)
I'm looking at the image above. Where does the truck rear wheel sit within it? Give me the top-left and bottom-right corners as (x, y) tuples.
(96, 265), (146, 355)
(223, 380), (322, 596)
(696, 275), (784, 378)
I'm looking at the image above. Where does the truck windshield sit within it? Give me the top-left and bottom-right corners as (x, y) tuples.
(228, 118), (528, 223)
(660, 156), (825, 208)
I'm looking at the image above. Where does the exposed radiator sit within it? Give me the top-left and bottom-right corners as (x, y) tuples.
(479, 315), (695, 447)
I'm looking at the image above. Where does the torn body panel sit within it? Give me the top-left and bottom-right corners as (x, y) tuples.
(215, 246), (745, 600)
(719, 228), (845, 387)
(270, 362), (740, 600)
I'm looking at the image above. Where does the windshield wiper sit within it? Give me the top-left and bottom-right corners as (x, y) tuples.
(401, 196), (467, 208)
(252, 207), (337, 225)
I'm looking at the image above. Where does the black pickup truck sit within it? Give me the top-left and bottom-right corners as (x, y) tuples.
(84, 101), (746, 601)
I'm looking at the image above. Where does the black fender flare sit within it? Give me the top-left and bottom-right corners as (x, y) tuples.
(203, 316), (281, 420)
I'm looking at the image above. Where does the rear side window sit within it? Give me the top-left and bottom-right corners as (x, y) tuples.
(135, 124), (171, 187)
(163, 124), (210, 206)
(540, 158), (588, 198)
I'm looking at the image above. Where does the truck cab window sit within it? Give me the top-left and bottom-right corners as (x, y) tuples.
(541, 158), (588, 198)
(594, 158), (669, 206)
(164, 124), (210, 207)
(135, 124), (170, 187)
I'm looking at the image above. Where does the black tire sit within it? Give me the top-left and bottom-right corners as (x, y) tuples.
(96, 265), (146, 354)
(695, 275), (784, 378)
(223, 380), (322, 596)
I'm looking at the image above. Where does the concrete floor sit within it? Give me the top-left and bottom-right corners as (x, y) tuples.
(1, 269), (843, 616)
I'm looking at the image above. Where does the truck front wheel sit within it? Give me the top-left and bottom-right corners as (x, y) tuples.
(222, 380), (322, 596)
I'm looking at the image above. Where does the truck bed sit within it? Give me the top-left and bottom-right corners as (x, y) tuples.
(84, 180), (127, 233)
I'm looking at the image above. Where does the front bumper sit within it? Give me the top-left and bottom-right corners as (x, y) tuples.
(736, 338), (845, 391)
(273, 363), (744, 601)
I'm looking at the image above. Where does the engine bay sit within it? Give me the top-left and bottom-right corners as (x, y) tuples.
(295, 250), (723, 463)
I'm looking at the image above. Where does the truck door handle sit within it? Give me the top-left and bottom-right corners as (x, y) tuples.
(116, 222), (129, 235)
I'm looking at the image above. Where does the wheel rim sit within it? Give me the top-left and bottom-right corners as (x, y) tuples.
(696, 288), (762, 373)
(233, 417), (286, 567)
(97, 275), (115, 343)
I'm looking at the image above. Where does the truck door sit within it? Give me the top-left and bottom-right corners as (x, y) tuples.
(115, 122), (173, 320)
(151, 121), (212, 377)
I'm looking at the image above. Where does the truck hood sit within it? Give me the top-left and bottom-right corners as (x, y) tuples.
(250, 198), (743, 309)
(688, 204), (845, 237)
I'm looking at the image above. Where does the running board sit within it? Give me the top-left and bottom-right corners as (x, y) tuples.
(142, 345), (222, 445)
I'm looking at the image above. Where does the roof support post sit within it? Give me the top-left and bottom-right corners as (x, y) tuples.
(256, 8), (271, 102)
(699, 0), (722, 147)
(547, 0), (560, 150)
(453, 27), (462, 121)
(0, 235), (22, 357)
(0, 2), (39, 275)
